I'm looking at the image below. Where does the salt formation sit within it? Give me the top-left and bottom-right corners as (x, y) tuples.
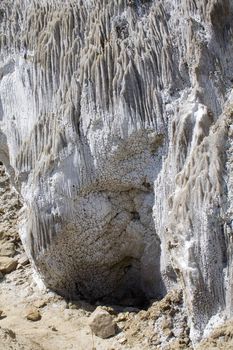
(0, 0), (232, 343)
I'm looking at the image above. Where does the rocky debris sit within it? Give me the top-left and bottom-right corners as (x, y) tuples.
(0, 256), (17, 274)
(120, 290), (192, 349)
(196, 319), (233, 350)
(0, 165), (23, 275)
(89, 307), (117, 339)
(25, 307), (41, 322)
(0, 166), (29, 278)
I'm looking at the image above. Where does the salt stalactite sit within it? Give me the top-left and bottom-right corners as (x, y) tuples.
(0, 0), (233, 343)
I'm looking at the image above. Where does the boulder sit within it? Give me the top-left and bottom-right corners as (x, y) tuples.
(0, 257), (17, 274)
(89, 307), (117, 339)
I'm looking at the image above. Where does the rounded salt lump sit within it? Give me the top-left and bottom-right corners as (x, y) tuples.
(89, 307), (117, 339)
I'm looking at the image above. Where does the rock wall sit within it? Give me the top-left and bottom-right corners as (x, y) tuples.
(0, 0), (233, 344)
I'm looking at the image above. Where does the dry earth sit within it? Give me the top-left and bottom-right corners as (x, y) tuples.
(0, 265), (189, 350)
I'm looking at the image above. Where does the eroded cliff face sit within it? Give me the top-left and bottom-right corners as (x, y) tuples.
(0, 0), (233, 344)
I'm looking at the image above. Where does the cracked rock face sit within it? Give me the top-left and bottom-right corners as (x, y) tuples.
(0, 0), (233, 343)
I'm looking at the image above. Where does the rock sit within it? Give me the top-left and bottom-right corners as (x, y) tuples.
(118, 336), (127, 344)
(15, 278), (25, 285)
(67, 302), (78, 310)
(0, 257), (17, 274)
(26, 307), (41, 321)
(4, 329), (16, 339)
(0, 241), (15, 257)
(48, 325), (58, 332)
(33, 299), (47, 309)
(162, 317), (173, 330)
(0, 310), (6, 319)
(89, 307), (117, 339)
(181, 337), (190, 345)
(98, 306), (117, 316)
(163, 328), (173, 339)
(17, 254), (29, 266)
(116, 313), (129, 322)
(0, 271), (3, 279)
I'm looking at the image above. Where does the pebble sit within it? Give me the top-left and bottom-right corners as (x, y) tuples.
(26, 307), (41, 321)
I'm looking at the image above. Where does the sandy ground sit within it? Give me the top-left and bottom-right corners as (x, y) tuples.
(0, 263), (192, 350)
(0, 266), (129, 350)
(0, 264), (135, 350)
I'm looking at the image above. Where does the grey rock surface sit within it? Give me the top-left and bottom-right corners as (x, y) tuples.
(0, 0), (232, 344)
(89, 307), (117, 339)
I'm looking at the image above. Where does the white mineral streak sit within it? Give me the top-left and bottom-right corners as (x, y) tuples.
(0, 0), (233, 345)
